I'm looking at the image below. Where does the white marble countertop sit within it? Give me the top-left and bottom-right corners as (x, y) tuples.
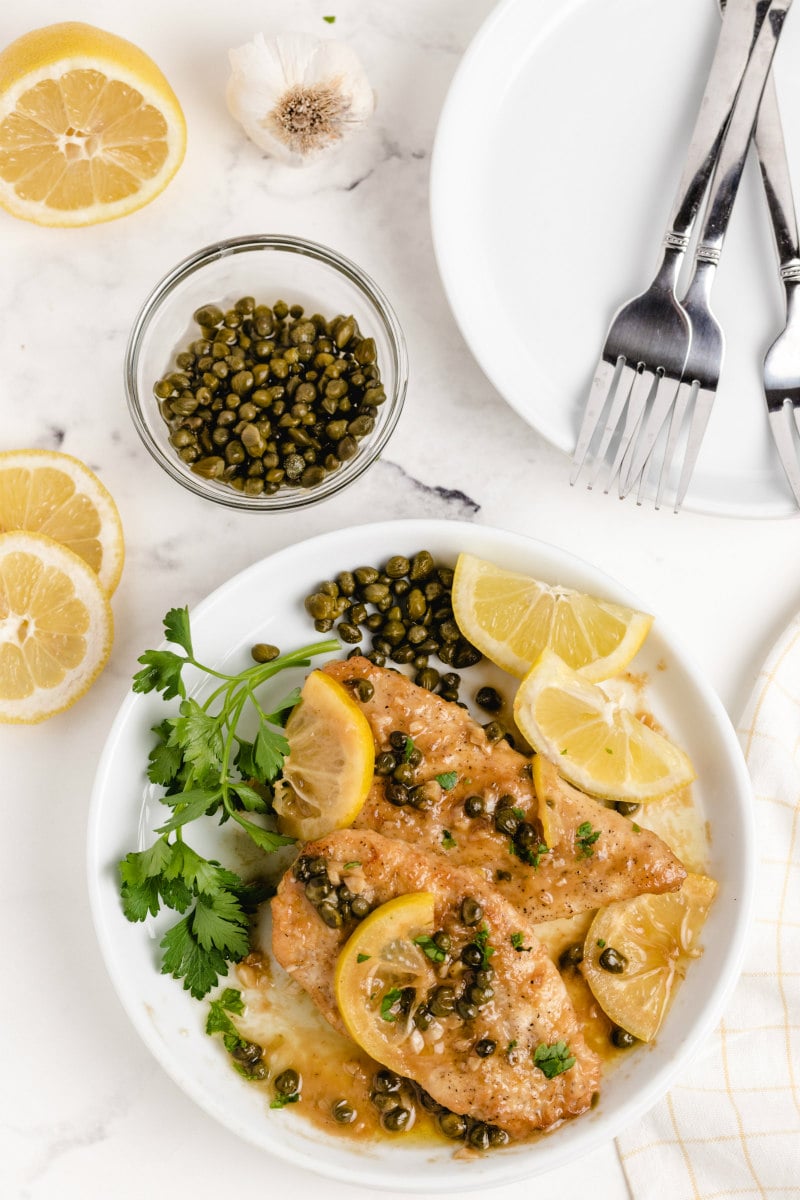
(3, 1), (800, 1198)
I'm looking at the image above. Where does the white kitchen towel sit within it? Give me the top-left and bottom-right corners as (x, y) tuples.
(617, 614), (800, 1198)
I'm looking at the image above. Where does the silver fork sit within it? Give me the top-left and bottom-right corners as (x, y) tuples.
(620, 0), (794, 509)
(760, 88), (800, 503)
(571, 0), (778, 492)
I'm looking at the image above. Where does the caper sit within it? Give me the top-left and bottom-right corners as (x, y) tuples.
(382, 1106), (411, 1132)
(428, 985), (456, 1017)
(599, 946), (627, 973)
(389, 731), (409, 751)
(488, 1126), (509, 1148)
(410, 551), (435, 581)
(393, 762), (416, 786)
(332, 1099), (356, 1124)
(483, 721), (505, 743)
(385, 554), (410, 578)
(438, 1111), (466, 1140)
(467, 984), (494, 1006)
(375, 751), (397, 776)
(475, 1038), (496, 1058)
(350, 894), (371, 919)
(611, 1026), (637, 1049)
(494, 805), (520, 836)
(338, 621), (362, 644)
(468, 1122), (491, 1151)
(433, 930), (451, 953)
(194, 304), (223, 327)
(353, 678), (374, 702)
(385, 781), (409, 807)
(464, 794), (485, 818)
(616, 801), (641, 816)
(456, 997), (478, 1021)
(474, 967), (494, 987)
(409, 780), (440, 809)
(274, 1068), (300, 1095)
(559, 943), (584, 970)
(414, 1004), (433, 1030)
(231, 1040), (262, 1064)
(317, 902), (343, 928)
(475, 686), (503, 712)
(247, 1060), (269, 1080)
(461, 896), (484, 926)
(415, 667), (440, 691)
(305, 878), (332, 904)
(373, 1069), (402, 1093)
(248, 643), (279, 665)
(305, 592), (335, 620)
(515, 821), (537, 850)
(461, 943), (483, 968)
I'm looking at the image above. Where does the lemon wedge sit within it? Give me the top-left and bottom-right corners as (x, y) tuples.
(582, 873), (717, 1042)
(452, 553), (652, 681)
(0, 530), (113, 723)
(0, 22), (185, 226)
(0, 450), (124, 593)
(273, 670), (375, 841)
(334, 892), (437, 1068)
(515, 650), (695, 801)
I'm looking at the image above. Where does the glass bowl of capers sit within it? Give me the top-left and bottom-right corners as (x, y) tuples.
(124, 234), (408, 510)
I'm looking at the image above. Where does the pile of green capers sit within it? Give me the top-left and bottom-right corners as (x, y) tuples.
(369, 1069), (416, 1132)
(229, 1038), (268, 1080)
(154, 297), (386, 496)
(293, 853), (371, 929)
(304, 552), (482, 684)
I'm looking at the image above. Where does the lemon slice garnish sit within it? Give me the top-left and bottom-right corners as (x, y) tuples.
(452, 553), (652, 681)
(334, 892), (437, 1069)
(0, 450), (124, 593)
(273, 670), (375, 841)
(0, 530), (113, 723)
(581, 874), (717, 1041)
(0, 22), (185, 226)
(515, 650), (695, 801)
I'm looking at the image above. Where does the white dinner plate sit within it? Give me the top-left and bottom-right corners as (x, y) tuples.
(431, 0), (800, 517)
(88, 519), (754, 1190)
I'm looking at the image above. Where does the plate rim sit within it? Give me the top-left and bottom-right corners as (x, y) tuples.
(429, 0), (798, 521)
(86, 517), (756, 1189)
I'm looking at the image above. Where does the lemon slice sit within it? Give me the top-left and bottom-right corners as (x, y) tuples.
(515, 650), (695, 801)
(0, 22), (185, 226)
(582, 873), (717, 1041)
(0, 450), (124, 594)
(452, 553), (652, 681)
(334, 892), (437, 1068)
(0, 530), (113, 723)
(273, 670), (375, 841)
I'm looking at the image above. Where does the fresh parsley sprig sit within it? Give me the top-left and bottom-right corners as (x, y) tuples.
(119, 606), (338, 999)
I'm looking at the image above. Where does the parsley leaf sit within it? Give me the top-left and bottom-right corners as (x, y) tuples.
(510, 932), (532, 952)
(403, 736), (416, 762)
(413, 935), (446, 963)
(356, 952), (370, 963)
(441, 830), (456, 849)
(474, 924), (495, 968)
(533, 1041), (576, 1078)
(270, 1092), (300, 1108)
(436, 771), (458, 791)
(380, 987), (403, 1022)
(575, 821), (601, 859)
(118, 609), (338, 999)
(510, 839), (550, 868)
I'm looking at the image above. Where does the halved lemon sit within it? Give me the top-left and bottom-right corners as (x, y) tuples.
(273, 670), (375, 841)
(514, 650), (695, 801)
(0, 530), (113, 723)
(0, 450), (124, 593)
(334, 892), (437, 1068)
(0, 22), (185, 226)
(452, 553), (652, 681)
(582, 873), (717, 1041)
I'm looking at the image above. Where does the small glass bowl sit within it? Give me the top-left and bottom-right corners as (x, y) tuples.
(124, 234), (408, 511)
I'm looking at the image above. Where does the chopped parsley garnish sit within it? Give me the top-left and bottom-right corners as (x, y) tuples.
(118, 606), (337, 999)
(343, 861), (361, 869)
(403, 736), (416, 762)
(510, 932), (532, 952)
(414, 935), (447, 963)
(575, 821), (601, 859)
(441, 830), (457, 849)
(509, 840), (550, 868)
(380, 987), (403, 1022)
(506, 1039), (518, 1056)
(533, 1041), (576, 1078)
(632, 823), (642, 833)
(436, 771), (458, 791)
(206, 989), (266, 1080)
(270, 1092), (300, 1108)
(596, 938), (606, 948)
(323, 14), (336, 22)
(356, 952), (371, 963)
(513, 807), (526, 820)
(474, 924), (496, 968)
(605, 747), (614, 754)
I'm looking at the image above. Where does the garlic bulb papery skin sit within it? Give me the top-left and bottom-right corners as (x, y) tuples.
(227, 32), (375, 166)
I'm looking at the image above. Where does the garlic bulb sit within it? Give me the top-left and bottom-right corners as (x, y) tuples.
(227, 32), (375, 166)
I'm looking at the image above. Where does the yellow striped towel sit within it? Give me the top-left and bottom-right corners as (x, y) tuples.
(616, 614), (800, 1197)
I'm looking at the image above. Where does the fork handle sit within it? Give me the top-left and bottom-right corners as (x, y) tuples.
(665, 0), (776, 248)
(754, 75), (800, 277)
